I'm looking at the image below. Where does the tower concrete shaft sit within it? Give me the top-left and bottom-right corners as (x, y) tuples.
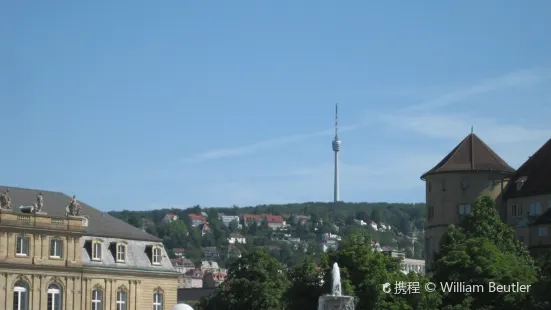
(332, 103), (341, 203)
(334, 150), (339, 202)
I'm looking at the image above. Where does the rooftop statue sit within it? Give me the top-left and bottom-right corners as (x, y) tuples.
(0, 189), (12, 210)
(33, 192), (44, 213)
(66, 195), (81, 216)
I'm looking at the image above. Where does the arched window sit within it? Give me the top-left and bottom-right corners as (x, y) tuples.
(116, 289), (127, 310)
(153, 290), (164, 310)
(47, 283), (62, 310)
(91, 288), (103, 310)
(13, 281), (29, 310)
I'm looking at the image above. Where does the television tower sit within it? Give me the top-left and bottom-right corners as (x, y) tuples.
(332, 103), (341, 203)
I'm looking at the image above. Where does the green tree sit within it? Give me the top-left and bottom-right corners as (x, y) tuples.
(199, 249), (289, 310)
(229, 219), (240, 233)
(324, 234), (440, 310)
(371, 208), (382, 223)
(284, 259), (324, 310)
(432, 196), (537, 310)
(530, 253), (551, 309)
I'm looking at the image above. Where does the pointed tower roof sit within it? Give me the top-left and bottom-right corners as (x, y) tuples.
(420, 133), (515, 180)
(504, 137), (551, 200)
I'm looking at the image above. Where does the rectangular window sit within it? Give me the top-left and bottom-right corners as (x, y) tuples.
(16, 236), (30, 256)
(152, 247), (162, 264)
(511, 204), (524, 217)
(529, 204), (535, 216)
(458, 204), (472, 215)
(116, 244), (126, 262)
(539, 227), (548, 237)
(92, 242), (102, 260)
(50, 239), (63, 258)
(535, 202), (542, 215)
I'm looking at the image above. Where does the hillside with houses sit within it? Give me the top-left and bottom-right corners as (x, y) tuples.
(109, 201), (426, 288)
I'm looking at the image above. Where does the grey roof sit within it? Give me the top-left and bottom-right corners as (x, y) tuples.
(81, 236), (176, 273)
(0, 186), (160, 242)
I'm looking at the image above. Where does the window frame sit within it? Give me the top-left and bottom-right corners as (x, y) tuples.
(47, 283), (62, 310)
(116, 289), (128, 310)
(15, 235), (30, 257)
(152, 246), (162, 265)
(457, 204), (472, 215)
(511, 204), (523, 218)
(92, 241), (102, 261)
(50, 239), (64, 259)
(91, 288), (103, 310)
(153, 291), (164, 310)
(13, 281), (29, 310)
(116, 243), (127, 263)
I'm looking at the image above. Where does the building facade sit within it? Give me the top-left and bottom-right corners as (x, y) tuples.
(422, 134), (551, 266)
(0, 186), (180, 310)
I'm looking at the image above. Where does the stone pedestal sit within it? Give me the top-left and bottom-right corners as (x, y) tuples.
(318, 295), (355, 310)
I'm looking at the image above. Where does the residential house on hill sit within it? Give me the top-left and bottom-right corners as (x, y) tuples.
(226, 244), (242, 258)
(173, 247), (186, 258)
(201, 223), (211, 236)
(171, 258), (195, 274)
(162, 213), (178, 223)
(203, 271), (227, 288)
(241, 214), (263, 226)
(182, 269), (203, 288)
(202, 246), (220, 260)
(200, 261), (220, 273)
(219, 214), (241, 229)
(188, 213), (207, 227)
(265, 214), (286, 229)
(402, 258), (426, 275)
(227, 233), (246, 244)
(241, 214), (286, 230)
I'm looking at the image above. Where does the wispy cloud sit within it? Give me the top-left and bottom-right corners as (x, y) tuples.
(183, 68), (548, 164)
(381, 113), (551, 144)
(182, 123), (368, 163)
(401, 68), (550, 112)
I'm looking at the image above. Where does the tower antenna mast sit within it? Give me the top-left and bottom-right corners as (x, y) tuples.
(332, 103), (342, 203)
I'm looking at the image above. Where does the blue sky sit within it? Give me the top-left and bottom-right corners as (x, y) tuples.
(1, 1), (550, 211)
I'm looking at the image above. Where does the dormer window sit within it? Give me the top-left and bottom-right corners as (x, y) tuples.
(92, 240), (102, 261)
(108, 242), (128, 263)
(153, 247), (162, 264)
(146, 245), (163, 265)
(516, 176), (527, 191)
(117, 244), (126, 262)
